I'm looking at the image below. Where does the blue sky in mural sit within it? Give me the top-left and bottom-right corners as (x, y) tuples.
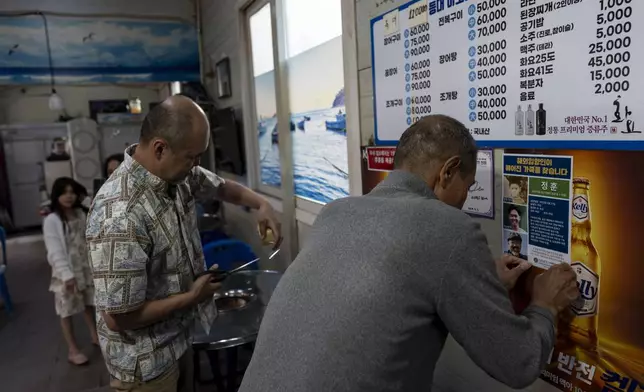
(0, 16), (200, 84)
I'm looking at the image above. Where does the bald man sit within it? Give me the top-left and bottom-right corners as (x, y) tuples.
(239, 115), (579, 392)
(87, 96), (281, 392)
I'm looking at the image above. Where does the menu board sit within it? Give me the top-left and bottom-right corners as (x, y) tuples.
(371, 0), (644, 150)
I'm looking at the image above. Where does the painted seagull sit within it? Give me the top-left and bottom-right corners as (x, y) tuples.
(7, 44), (19, 55)
(82, 33), (95, 43)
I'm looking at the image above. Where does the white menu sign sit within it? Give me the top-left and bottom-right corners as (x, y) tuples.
(371, 0), (644, 150)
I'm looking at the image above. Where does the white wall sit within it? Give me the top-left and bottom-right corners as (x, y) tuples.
(158, 84), (172, 101)
(0, 85), (162, 123)
(200, 0), (243, 109)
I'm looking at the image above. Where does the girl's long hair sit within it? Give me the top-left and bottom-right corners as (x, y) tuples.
(50, 177), (89, 226)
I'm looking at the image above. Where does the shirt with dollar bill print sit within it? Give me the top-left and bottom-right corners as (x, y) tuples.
(86, 145), (223, 383)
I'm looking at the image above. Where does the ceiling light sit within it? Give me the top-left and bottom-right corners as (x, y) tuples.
(48, 89), (65, 111)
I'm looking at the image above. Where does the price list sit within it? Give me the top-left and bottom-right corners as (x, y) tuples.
(468, 0), (510, 128)
(590, 0), (633, 97)
(404, 2), (432, 127)
(371, 0), (644, 150)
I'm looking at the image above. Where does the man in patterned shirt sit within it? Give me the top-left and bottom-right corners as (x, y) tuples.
(87, 95), (281, 392)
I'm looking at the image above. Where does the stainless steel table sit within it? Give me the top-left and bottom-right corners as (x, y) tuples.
(192, 270), (282, 391)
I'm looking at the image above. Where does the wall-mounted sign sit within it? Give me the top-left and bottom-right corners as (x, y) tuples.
(370, 0), (644, 150)
(502, 153), (573, 269)
(364, 146), (494, 218)
(365, 146), (396, 172)
(462, 149), (493, 218)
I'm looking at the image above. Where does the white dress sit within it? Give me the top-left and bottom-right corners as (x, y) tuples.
(47, 212), (95, 318)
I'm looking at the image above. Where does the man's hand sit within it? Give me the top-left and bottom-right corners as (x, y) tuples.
(215, 180), (283, 250)
(531, 263), (579, 317)
(190, 265), (222, 305)
(257, 202), (282, 250)
(64, 278), (78, 294)
(496, 254), (532, 290)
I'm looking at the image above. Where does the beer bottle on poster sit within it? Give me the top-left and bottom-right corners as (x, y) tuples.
(526, 104), (535, 136)
(569, 177), (601, 348)
(536, 103), (547, 135)
(515, 105), (524, 136)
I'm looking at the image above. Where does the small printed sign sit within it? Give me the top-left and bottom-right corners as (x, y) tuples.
(407, 1), (429, 28)
(366, 147), (396, 172)
(383, 9), (400, 36)
(462, 150), (494, 218)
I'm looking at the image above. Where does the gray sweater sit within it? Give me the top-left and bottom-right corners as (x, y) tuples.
(239, 171), (555, 392)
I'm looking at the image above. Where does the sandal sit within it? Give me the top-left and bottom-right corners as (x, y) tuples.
(68, 352), (89, 366)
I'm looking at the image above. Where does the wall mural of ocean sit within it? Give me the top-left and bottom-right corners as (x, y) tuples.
(258, 105), (349, 203)
(254, 36), (349, 204)
(0, 15), (200, 84)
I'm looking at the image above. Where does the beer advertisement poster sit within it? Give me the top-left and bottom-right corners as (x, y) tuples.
(508, 150), (644, 392)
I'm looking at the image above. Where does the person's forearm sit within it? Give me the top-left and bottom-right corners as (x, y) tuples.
(44, 234), (74, 281)
(521, 304), (557, 366)
(440, 225), (557, 389)
(442, 290), (556, 388)
(217, 180), (267, 209)
(103, 292), (195, 332)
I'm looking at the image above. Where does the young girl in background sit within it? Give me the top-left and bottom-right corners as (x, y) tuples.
(43, 177), (98, 365)
(103, 153), (124, 178)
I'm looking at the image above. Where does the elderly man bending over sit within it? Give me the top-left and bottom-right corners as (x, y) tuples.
(239, 114), (578, 392)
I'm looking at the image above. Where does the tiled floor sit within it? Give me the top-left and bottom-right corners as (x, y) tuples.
(0, 238), (252, 392)
(0, 240), (110, 392)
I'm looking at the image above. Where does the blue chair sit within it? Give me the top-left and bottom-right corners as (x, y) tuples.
(0, 226), (13, 315)
(202, 239), (257, 271)
(200, 229), (229, 247)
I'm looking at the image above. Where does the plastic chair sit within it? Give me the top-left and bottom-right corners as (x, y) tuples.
(202, 239), (257, 271)
(200, 229), (229, 247)
(0, 226), (14, 315)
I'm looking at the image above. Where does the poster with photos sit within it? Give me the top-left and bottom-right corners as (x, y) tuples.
(502, 153), (573, 269)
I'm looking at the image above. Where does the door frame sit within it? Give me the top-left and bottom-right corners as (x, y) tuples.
(238, 0), (298, 264)
(236, 0), (362, 263)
